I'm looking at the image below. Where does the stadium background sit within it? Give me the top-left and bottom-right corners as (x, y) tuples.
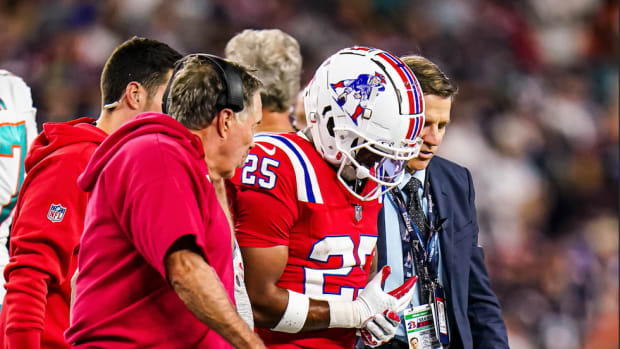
(0, 0), (617, 348)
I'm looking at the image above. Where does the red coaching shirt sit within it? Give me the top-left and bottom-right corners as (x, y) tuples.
(66, 113), (234, 348)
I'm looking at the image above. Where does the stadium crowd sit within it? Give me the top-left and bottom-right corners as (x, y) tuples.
(0, 0), (617, 348)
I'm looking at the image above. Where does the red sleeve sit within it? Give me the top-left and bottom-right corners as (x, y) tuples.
(4, 145), (93, 338)
(5, 326), (41, 348)
(118, 139), (209, 280)
(231, 141), (298, 247)
(234, 188), (296, 247)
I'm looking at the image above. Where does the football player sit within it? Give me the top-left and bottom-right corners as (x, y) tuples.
(0, 70), (37, 306)
(232, 47), (426, 348)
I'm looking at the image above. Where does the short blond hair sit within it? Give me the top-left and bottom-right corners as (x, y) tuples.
(225, 29), (302, 112)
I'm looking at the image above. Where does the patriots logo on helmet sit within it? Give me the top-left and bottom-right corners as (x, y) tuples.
(330, 72), (386, 124)
(47, 203), (66, 223)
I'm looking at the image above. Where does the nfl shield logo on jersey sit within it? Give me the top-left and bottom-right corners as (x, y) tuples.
(47, 204), (66, 223)
(355, 205), (362, 222)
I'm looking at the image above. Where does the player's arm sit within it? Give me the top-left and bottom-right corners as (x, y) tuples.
(242, 242), (416, 334)
(234, 182), (329, 330)
(165, 236), (265, 349)
(236, 189), (416, 334)
(240, 244), (330, 331)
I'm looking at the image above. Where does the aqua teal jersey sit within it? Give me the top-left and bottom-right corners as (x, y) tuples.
(0, 122), (28, 223)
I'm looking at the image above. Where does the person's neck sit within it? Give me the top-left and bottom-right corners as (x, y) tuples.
(256, 109), (294, 133)
(96, 109), (135, 135)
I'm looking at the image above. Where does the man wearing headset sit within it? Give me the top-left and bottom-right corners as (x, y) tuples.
(66, 54), (265, 348)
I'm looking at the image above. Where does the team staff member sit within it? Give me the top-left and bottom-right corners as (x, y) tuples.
(221, 28), (304, 329)
(374, 55), (509, 349)
(0, 37), (181, 349)
(66, 54), (265, 348)
(225, 28), (302, 133)
(232, 47), (425, 348)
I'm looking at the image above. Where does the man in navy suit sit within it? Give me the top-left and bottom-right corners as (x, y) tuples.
(372, 56), (509, 349)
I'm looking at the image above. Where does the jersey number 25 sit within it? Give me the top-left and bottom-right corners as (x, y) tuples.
(241, 154), (280, 190)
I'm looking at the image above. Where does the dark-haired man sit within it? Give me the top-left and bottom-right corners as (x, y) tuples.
(66, 55), (265, 348)
(0, 37), (182, 349)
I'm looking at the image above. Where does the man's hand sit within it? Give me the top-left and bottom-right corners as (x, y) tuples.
(360, 310), (401, 347)
(329, 266), (417, 328)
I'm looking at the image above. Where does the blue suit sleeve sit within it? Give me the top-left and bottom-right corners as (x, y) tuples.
(464, 168), (510, 349)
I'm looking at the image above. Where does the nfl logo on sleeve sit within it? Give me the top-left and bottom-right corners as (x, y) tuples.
(47, 204), (67, 223)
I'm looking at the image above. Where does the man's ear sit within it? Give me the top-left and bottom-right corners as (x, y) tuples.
(124, 82), (145, 110)
(216, 108), (234, 138)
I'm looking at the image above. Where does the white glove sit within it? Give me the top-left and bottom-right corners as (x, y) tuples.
(360, 310), (401, 347)
(328, 266), (417, 328)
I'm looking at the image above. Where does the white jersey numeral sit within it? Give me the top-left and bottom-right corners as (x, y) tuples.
(304, 235), (376, 301)
(241, 154), (280, 190)
(241, 154), (258, 185)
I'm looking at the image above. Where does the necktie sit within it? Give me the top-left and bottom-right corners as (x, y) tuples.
(404, 176), (432, 303)
(405, 176), (429, 240)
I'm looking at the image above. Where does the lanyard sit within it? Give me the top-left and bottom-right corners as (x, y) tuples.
(390, 185), (440, 280)
(391, 184), (452, 345)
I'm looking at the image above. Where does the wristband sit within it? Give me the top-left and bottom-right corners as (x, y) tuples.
(328, 300), (361, 328)
(271, 289), (309, 333)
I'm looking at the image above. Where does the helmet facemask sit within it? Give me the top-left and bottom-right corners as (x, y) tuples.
(333, 119), (423, 201)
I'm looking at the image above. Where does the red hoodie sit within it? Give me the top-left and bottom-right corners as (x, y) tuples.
(66, 113), (233, 348)
(0, 117), (106, 349)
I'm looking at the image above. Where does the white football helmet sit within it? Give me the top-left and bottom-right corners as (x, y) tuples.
(304, 47), (425, 201)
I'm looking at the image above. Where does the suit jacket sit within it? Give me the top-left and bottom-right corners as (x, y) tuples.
(377, 156), (509, 349)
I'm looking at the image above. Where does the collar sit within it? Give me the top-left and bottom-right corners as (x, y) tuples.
(398, 168), (426, 190)
(412, 168), (426, 185)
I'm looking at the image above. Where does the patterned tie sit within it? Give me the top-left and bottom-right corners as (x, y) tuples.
(405, 176), (429, 241)
(404, 176), (433, 303)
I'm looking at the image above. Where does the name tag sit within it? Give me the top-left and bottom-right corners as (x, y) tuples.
(404, 304), (439, 349)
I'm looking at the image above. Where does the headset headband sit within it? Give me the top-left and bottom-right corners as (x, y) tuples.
(162, 53), (244, 114)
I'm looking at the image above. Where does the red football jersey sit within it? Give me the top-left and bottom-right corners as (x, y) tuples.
(232, 132), (381, 348)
